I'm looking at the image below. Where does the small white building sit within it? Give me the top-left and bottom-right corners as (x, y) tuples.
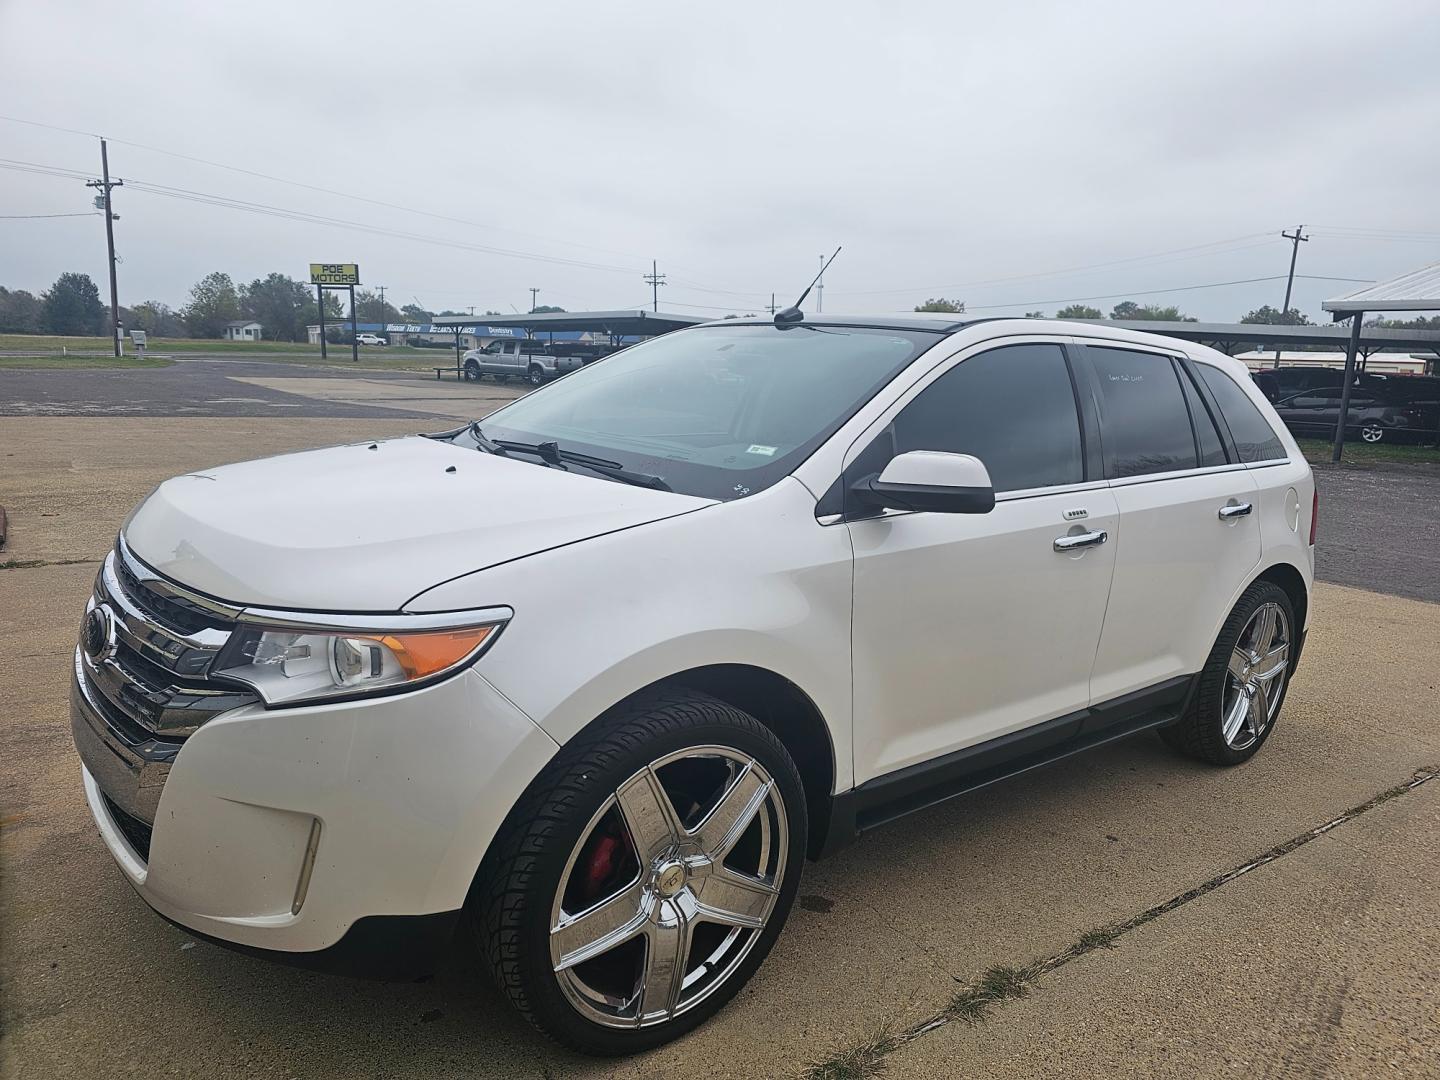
(223, 320), (263, 341)
(1235, 350), (1429, 375)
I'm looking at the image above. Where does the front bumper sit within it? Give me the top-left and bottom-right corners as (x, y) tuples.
(76, 659), (559, 957)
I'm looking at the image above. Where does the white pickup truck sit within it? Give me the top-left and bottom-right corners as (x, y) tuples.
(461, 339), (586, 386)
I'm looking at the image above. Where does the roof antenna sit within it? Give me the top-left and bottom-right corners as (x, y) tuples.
(775, 246), (842, 326)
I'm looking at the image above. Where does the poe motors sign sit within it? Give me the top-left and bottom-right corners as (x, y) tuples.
(309, 263), (362, 361)
(310, 263), (360, 286)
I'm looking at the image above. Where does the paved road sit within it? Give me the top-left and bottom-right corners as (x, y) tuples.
(1313, 464), (1440, 604)
(0, 360), (496, 420)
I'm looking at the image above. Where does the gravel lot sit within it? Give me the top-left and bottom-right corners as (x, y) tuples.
(1313, 463), (1440, 604)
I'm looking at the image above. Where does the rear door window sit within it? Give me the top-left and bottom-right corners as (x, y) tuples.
(1087, 347), (1198, 478)
(1196, 364), (1288, 462)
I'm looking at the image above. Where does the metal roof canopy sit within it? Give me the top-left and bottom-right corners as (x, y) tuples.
(1323, 261), (1440, 315)
(1317, 262), (1440, 461)
(436, 310), (710, 337)
(1076, 318), (1440, 357)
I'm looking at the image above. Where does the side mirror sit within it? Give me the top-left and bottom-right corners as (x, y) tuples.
(852, 450), (996, 514)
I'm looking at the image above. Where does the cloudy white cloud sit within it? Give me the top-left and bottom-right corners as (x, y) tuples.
(2, 0), (1438, 321)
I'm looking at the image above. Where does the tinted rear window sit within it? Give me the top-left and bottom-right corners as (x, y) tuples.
(1196, 364), (1287, 462)
(1089, 347), (1198, 478)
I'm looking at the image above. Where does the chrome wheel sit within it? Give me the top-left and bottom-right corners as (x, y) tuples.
(1360, 423), (1384, 443)
(549, 745), (788, 1029)
(1221, 602), (1290, 750)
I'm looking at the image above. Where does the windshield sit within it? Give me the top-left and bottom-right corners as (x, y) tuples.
(467, 323), (938, 500)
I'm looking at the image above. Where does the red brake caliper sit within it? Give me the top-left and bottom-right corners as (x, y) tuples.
(583, 833), (620, 898)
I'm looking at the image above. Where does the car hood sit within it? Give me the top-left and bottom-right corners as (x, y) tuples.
(123, 436), (713, 611)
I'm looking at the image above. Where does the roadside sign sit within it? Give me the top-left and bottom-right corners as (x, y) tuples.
(309, 263), (360, 286)
(129, 330), (147, 346)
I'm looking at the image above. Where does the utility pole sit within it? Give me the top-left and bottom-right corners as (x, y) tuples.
(643, 259), (667, 312)
(86, 139), (123, 357)
(376, 285), (386, 332)
(767, 293), (778, 315)
(529, 288), (540, 313)
(1272, 225), (1309, 368)
(816, 254), (825, 313)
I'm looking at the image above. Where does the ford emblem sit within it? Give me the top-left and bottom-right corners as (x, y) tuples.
(82, 605), (116, 662)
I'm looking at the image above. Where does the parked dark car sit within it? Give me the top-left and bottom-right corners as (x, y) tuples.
(1273, 383), (1439, 444)
(1248, 364), (1405, 404)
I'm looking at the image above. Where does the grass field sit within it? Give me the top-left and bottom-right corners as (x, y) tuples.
(1296, 437), (1440, 466)
(0, 332), (460, 362)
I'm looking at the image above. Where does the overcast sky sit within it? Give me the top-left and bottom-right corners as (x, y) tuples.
(2, 0), (1438, 322)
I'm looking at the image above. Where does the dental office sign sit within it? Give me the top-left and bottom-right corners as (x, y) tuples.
(382, 323), (523, 336)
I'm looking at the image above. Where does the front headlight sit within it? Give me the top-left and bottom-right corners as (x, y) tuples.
(213, 611), (507, 707)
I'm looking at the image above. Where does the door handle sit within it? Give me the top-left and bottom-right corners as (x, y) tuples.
(1054, 529), (1107, 552)
(1218, 502), (1253, 520)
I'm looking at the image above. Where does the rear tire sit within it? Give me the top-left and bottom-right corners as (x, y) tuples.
(1360, 422), (1384, 443)
(471, 689), (807, 1055)
(1159, 580), (1296, 766)
(528, 365), (546, 387)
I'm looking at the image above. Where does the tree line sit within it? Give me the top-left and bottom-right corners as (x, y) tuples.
(912, 296), (1438, 331)
(4, 271), (1433, 339)
(0, 270), (470, 341)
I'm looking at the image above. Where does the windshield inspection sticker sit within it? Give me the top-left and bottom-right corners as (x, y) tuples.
(746, 444), (778, 456)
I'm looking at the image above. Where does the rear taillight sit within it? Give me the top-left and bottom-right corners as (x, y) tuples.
(1309, 487), (1319, 546)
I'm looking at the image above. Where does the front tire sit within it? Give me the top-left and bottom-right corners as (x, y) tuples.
(1160, 580), (1296, 765)
(1360, 422), (1384, 443)
(463, 360), (481, 382)
(471, 690), (807, 1055)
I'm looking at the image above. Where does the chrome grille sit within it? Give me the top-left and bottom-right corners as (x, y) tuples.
(112, 549), (229, 637)
(80, 539), (257, 739)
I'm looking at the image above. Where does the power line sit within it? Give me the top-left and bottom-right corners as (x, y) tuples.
(2, 157), (652, 276)
(0, 211), (100, 219)
(830, 233), (1284, 298)
(123, 176), (646, 274)
(0, 113), (652, 264)
(0, 158), (94, 181)
(951, 273), (1374, 313)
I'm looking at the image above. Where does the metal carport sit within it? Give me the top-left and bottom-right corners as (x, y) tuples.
(435, 309), (710, 343)
(1323, 262), (1440, 461)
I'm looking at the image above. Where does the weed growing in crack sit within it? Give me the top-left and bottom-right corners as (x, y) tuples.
(805, 1025), (900, 1080)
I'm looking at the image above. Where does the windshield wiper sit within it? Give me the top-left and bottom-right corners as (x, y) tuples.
(466, 422), (509, 455)
(491, 437), (671, 491)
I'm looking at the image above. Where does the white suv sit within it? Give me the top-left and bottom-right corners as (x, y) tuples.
(73, 315), (1314, 1054)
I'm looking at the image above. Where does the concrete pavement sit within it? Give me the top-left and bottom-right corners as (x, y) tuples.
(2, 413), (1438, 1078)
(884, 772), (1440, 1079)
